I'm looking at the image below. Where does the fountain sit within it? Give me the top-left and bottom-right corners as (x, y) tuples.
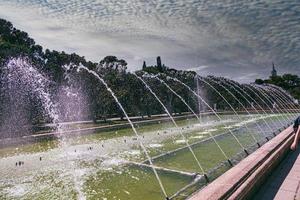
(197, 76), (260, 144)
(0, 58), (298, 200)
(0, 58), (60, 138)
(76, 64), (170, 199)
(205, 77), (268, 136)
(143, 73), (230, 163)
(251, 84), (291, 124)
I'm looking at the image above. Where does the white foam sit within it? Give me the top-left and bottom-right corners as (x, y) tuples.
(198, 131), (209, 134)
(5, 185), (27, 197)
(131, 176), (139, 180)
(191, 135), (205, 139)
(149, 144), (163, 148)
(101, 158), (127, 168)
(175, 140), (186, 144)
(123, 190), (130, 195)
(124, 150), (141, 156)
(207, 128), (217, 132)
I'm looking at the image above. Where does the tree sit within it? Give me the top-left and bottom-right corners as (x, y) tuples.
(98, 56), (127, 72)
(142, 61), (146, 70)
(255, 74), (300, 100)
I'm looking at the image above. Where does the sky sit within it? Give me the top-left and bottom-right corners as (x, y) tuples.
(0, 0), (299, 82)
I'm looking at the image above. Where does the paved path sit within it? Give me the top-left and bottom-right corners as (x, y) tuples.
(253, 147), (300, 200)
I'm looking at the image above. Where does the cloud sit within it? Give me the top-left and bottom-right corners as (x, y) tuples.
(0, 0), (299, 82)
(187, 66), (210, 72)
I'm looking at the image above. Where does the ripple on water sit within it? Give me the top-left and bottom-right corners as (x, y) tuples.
(101, 158), (127, 169)
(207, 128), (218, 132)
(175, 139), (186, 144)
(4, 184), (27, 197)
(190, 135), (205, 139)
(148, 144), (163, 148)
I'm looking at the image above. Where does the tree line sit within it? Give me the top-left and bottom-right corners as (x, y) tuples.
(255, 75), (300, 100)
(0, 18), (298, 137)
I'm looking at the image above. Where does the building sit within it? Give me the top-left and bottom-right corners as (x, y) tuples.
(271, 62), (277, 77)
(142, 61), (147, 70)
(157, 56), (162, 69)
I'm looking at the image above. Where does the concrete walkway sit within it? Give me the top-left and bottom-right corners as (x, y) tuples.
(253, 147), (300, 200)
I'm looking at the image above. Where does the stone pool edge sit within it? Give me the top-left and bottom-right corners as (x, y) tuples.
(187, 125), (295, 200)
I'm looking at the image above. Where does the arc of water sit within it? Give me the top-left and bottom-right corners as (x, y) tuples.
(222, 79), (273, 133)
(270, 84), (296, 103)
(197, 76), (259, 144)
(263, 85), (297, 121)
(264, 86), (294, 124)
(273, 89), (299, 120)
(252, 84), (291, 125)
(259, 84), (295, 124)
(224, 79), (277, 133)
(256, 85), (294, 120)
(266, 84), (299, 116)
(134, 73), (207, 177)
(244, 85), (286, 127)
(238, 84), (280, 128)
(206, 77), (267, 137)
(7, 59), (86, 199)
(77, 66), (168, 198)
(145, 73), (230, 162)
(263, 86), (294, 118)
(165, 76), (248, 153)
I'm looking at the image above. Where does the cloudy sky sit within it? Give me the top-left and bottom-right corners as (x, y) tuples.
(0, 0), (299, 82)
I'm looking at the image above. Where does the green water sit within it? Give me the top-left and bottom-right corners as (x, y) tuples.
(84, 166), (193, 200)
(0, 114), (293, 200)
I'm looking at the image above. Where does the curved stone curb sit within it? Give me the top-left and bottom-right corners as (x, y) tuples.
(188, 126), (294, 200)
